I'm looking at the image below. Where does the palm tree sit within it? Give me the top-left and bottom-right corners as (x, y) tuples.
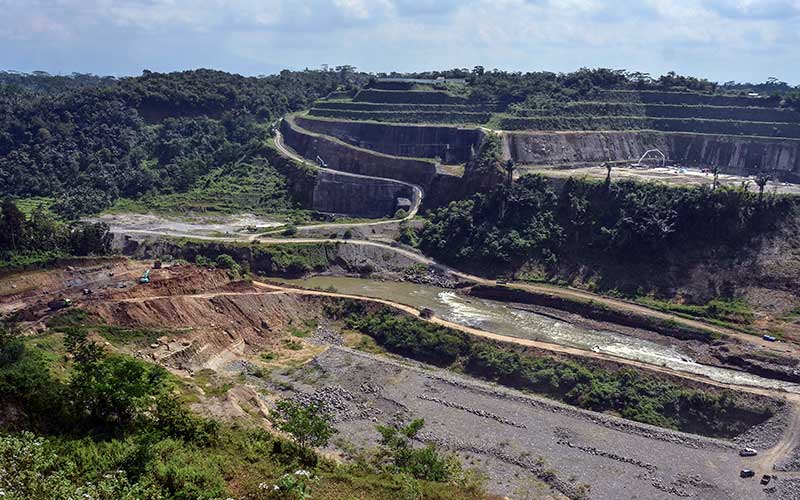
(755, 172), (770, 202)
(711, 165), (720, 190)
(505, 159), (516, 185)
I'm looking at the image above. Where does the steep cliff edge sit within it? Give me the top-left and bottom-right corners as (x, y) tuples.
(505, 131), (800, 181)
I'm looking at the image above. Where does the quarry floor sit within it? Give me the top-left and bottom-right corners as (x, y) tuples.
(4, 261), (800, 499)
(522, 164), (800, 195)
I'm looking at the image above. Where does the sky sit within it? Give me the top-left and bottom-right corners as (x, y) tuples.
(1, 0), (799, 84)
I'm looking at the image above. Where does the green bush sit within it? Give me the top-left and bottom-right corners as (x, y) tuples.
(342, 307), (771, 437)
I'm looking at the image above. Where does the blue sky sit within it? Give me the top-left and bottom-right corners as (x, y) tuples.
(2, 0), (799, 84)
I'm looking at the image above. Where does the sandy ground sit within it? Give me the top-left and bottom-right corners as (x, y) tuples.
(520, 164), (800, 195)
(91, 213), (283, 239)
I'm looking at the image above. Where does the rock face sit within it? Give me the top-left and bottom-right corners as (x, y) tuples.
(295, 115), (484, 164)
(506, 130), (800, 181)
(282, 117), (437, 187)
(312, 170), (413, 217)
(281, 116), (466, 211)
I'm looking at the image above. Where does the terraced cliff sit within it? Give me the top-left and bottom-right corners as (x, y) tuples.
(294, 115), (484, 163)
(506, 130), (800, 180)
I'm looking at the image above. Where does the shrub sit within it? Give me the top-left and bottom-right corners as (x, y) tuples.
(268, 399), (337, 454)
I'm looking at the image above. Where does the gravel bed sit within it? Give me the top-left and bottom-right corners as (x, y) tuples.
(308, 325), (344, 346)
(272, 346), (777, 500)
(765, 477), (800, 499)
(734, 405), (792, 450)
(776, 445), (800, 472)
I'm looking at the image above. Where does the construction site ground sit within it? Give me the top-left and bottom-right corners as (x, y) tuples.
(521, 164), (800, 195)
(4, 260), (800, 499)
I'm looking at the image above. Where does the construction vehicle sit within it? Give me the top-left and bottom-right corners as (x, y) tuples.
(47, 298), (72, 311)
(139, 269), (151, 284)
(420, 308), (435, 319)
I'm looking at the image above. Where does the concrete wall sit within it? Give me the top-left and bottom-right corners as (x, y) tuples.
(505, 131), (800, 181)
(295, 116), (484, 164)
(282, 117), (437, 187)
(311, 170), (413, 218)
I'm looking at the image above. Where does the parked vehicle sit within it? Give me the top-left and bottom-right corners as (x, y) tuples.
(763, 335), (777, 342)
(760, 474), (771, 485)
(420, 308), (435, 319)
(739, 448), (758, 457)
(47, 298), (72, 311)
(740, 469), (755, 478)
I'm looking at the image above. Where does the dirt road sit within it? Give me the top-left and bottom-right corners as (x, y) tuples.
(108, 218), (793, 357)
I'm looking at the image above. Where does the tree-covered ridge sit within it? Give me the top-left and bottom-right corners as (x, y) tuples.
(0, 71), (117, 95)
(378, 67), (797, 102)
(0, 69), (347, 217)
(420, 174), (797, 276)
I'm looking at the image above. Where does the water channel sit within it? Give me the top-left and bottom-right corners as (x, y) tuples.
(276, 276), (800, 394)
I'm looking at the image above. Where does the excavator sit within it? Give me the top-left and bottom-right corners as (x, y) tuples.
(139, 269), (151, 284)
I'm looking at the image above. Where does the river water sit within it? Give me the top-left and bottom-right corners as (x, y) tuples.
(276, 276), (800, 393)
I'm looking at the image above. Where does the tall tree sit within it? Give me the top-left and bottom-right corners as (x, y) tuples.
(755, 172), (770, 202)
(0, 199), (25, 251)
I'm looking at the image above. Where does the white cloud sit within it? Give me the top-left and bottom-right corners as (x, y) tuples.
(0, 0), (797, 83)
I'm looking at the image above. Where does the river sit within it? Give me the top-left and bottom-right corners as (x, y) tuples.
(276, 276), (800, 393)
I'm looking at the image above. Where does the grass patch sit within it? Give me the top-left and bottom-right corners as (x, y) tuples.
(282, 339), (304, 351)
(635, 296), (760, 334)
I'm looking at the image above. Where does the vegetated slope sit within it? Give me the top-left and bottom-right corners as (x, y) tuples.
(0, 312), (490, 499)
(0, 69), (357, 217)
(419, 171), (800, 305)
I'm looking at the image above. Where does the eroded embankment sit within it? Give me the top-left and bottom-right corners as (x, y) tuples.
(118, 237), (435, 281)
(505, 129), (800, 181)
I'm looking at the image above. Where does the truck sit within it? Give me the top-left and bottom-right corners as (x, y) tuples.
(47, 298), (72, 311)
(763, 335), (777, 342)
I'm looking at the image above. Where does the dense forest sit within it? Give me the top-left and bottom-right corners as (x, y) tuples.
(3, 67), (798, 220)
(0, 199), (111, 269)
(377, 67), (800, 108)
(420, 172), (798, 288)
(0, 69), (355, 217)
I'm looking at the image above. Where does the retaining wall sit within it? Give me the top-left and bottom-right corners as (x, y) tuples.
(281, 117), (438, 187)
(295, 116), (484, 164)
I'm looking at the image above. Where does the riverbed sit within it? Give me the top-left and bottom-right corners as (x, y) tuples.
(276, 275), (800, 393)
